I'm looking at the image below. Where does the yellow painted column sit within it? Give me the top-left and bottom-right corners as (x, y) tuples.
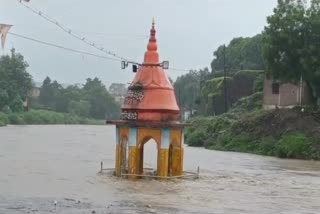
(169, 128), (184, 176)
(115, 127), (121, 177)
(157, 148), (169, 177)
(128, 127), (138, 180)
(137, 146), (144, 174)
(115, 144), (121, 176)
(172, 147), (183, 176)
(128, 146), (138, 179)
(180, 147), (184, 175)
(157, 128), (170, 178)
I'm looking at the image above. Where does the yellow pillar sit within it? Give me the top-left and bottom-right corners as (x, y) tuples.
(157, 148), (169, 177)
(115, 127), (121, 177)
(172, 147), (183, 176)
(127, 127), (138, 180)
(137, 146), (144, 174)
(157, 128), (170, 178)
(115, 143), (121, 176)
(180, 147), (184, 175)
(128, 146), (138, 180)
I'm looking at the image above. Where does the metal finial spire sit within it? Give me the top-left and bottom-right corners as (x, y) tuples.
(152, 17), (155, 27)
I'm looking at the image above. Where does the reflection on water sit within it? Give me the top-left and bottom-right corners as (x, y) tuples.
(0, 125), (320, 214)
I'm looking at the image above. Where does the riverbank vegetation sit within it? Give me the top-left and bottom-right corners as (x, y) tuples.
(185, 107), (320, 160)
(175, 0), (320, 160)
(0, 110), (103, 126)
(0, 49), (119, 126)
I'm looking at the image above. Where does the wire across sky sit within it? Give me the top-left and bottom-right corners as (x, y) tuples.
(15, 0), (190, 72)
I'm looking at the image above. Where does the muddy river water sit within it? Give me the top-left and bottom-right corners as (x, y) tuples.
(0, 125), (320, 214)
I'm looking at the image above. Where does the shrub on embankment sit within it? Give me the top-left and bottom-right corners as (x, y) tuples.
(186, 108), (320, 160)
(0, 112), (9, 126)
(0, 110), (103, 126)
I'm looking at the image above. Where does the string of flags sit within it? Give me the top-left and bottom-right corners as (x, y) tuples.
(17, 0), (128, 61)
(0, 24), (13, 49)
(4, 0), (190, 72)
(1, 1), (29, 49)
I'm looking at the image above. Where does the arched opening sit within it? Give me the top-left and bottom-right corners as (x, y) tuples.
(139, 137), (158, 175)
(120, 137), (128, 174)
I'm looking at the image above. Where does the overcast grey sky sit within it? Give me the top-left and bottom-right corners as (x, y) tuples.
(2, 0), (277, 87)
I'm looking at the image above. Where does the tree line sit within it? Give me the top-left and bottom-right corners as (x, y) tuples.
(0, 49), (33, 113)
(35, 77), (120, 119)
(0, 49), (120, 120)
(174, 0), (320, 116)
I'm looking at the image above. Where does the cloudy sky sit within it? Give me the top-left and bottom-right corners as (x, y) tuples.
(1, 0), (277, 87)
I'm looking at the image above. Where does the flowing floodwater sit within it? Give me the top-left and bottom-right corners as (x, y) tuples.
(1, 125), (320, 214)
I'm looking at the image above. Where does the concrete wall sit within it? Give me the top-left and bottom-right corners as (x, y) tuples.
(263, 78), (312, 110)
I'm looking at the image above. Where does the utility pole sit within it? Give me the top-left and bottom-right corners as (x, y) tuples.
(223, 45), (228, 113)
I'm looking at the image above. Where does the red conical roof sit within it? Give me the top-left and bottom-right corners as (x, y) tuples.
(121, 20), (180, 121)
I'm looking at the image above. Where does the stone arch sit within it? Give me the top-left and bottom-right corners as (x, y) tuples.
(137, 128), (161, 149)
(137, 128), (161, 175)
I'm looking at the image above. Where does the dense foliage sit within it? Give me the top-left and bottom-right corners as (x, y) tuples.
(211, 35), (265, 73)
(173, 68), (211, 114)
(174, 0), (320, 161)
(33, 77), (120, 119)
(0, 110), (102, 126)
(35, 77), (120, 120)
(0, 49), (33, 113)
(0, 49), (120, 125)
(186, 108), (320, 160)
(174, 68), (264, 117)
(263, 0), (320, 99)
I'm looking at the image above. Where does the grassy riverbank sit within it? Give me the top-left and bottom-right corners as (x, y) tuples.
(186, 108), (320, 160)
(0, 110), (103, 126)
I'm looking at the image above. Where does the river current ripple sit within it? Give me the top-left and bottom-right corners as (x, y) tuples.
(0, 125), (320, 214)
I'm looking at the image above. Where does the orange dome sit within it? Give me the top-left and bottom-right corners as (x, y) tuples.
(121, 20), (180, 121)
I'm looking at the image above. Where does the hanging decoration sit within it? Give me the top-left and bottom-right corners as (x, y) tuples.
(0, 24), (13, 49)
(124, 83), (144, 105)
(121, 111), (138, 120)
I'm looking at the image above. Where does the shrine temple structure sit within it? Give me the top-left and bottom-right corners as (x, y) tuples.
(107, 20), (187, 179)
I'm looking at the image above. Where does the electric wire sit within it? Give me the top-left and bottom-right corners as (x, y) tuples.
(9, 32), (190, 72)
(8, 32), (121, 62)
(17, 0), (129, 61)
(16, 1), (191, 72)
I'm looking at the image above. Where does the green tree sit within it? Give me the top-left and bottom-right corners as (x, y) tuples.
(304, 0), (320, 98)
(174, 68), (210, 115)
(83, 77), (120, 119)
(39, 77), (63, 110)
(0, 48), (33, 112)
(68, 100), (91, 118)
(263, 0), (320, 99)
(55, 85), (82, 113)
(211, 35), (265, 73)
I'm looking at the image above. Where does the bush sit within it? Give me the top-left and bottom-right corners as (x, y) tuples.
(1, 110), (102, 126)
(0, 112), (8, 126)
(258, 137), (276, 156)
(275, 133), (313, 159)
(230, 92), (263, 113)
(212, 133), (258, 152)
(8, 113), (25, 124)
(186, 129), (207, 147)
